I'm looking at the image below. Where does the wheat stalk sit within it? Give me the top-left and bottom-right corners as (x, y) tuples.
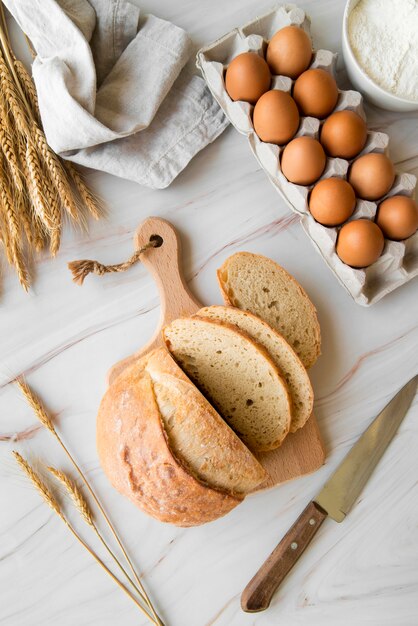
(0, 155), (30, 290)
(65, 161), (103, 221)
(13, 57), (40, 121)
(47, 465), (157, 613)
(13, 452), (158, 625)
(0, 96), (23, 193)
(0, 53), (30, 133)
(48, 467), (93, 526)
(19, 142), (49, 251)
(0, 7), (103, 290)
(19, 195), (45, 251)
(44, 182), (62, 255)
(33, 125), (80, 224)
(16, 378), (56, 434)
(24, 140), (55, 231)
(13, 451), (63, 518)
(16, 377), (165, 626)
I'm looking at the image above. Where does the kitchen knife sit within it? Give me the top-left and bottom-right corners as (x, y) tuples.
(241, 374), (418, 612)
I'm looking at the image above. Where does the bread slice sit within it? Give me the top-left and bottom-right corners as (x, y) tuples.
(143, 348), (267, 494)
(197, 305), (313, 432)
(163, 317), (292, 452)
(97, 348), (266, 526)
(217, 252), (321, 368)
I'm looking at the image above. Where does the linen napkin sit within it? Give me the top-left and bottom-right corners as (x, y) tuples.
(4, 0), (228, 188)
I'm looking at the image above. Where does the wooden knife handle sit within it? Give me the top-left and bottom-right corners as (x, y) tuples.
(241, 501), (327, 612)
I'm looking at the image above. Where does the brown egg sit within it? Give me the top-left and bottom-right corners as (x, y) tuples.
(320, 110), (367, 159)
(266, 26), (312, 79)
(225, 52), (271, 104)
(293, 69), (339, 119)
(348, 153), (395, 200)
(253, 90), (299, 145)
(376, 195), (418, 240)
(281, 136), (326, 186)
(309, 178), (356, 226)
(336, 219), (384, 268)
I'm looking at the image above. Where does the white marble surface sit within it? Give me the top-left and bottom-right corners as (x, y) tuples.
(1, 1), (418, 625)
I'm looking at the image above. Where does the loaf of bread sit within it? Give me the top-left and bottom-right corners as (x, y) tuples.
(197, 305), (313, 432)
(97, 347), (267, 526)
(217, 252), (321, 368)
(163, 316), (292, 451)
(98, 252), (321, 526)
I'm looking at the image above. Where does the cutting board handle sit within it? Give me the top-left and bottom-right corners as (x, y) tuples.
(107, 217), (200, 384)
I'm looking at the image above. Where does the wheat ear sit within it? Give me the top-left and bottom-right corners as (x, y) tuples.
(13, 451), (62, 517)
(33, 125), (80, 223)
(64, 162), (103, 221)
(0, 156), (30, 290)
(47, 467), (93, 525)
(13, 58), (40, 122)
(16, 378), (164, 626)
(13, 453), (158, 625)
(16, 378), (56, 434)
(0, 95), (23, 193)
(24, 140), (55, 231)
(47, 466), (152, 608)
(0, 52), (30, 134)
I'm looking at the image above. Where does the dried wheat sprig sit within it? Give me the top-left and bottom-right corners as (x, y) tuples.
(13, 451), (63, 518)
(65, 161), (103, 221)
(16, 378), (164, 626)
(47, 465), (153, 609)
(0, 203), (14, 265)
(33, 125), (80, 223)
(11, 242), (30, 290)
(19, 143), (49, 251)
(16, 378), (56, 434)
(0, 10), (103, 289)
(13, 58), (40, 121)
(48, 467), (93, 526)
(12, 452), (158, 625)
(0, 95), (23, 193)
(19, 196), (45, 251)
(43, 177), (62, 255)
(25, 140), (55, 232)
(0, 156), (30, 290)
(0, 52), (30, 134)
(0, 155), (19, 242)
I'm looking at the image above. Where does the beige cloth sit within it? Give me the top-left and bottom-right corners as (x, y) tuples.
(4, 0), (228, 188)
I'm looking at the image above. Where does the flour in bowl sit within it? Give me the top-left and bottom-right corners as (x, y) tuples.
(348, 0), (418, 101)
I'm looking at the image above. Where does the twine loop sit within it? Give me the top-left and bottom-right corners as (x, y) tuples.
(68, 236), (162, 285)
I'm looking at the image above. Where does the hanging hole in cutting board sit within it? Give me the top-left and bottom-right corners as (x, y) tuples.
(150, 234), (164, 248)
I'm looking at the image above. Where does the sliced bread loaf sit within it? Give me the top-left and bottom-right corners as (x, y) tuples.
(217, 252), (321, 368)
(143, 348), (267, 494)
(163, 317), (292, 452)
(197, 305), (313, 432)
(97, 348), (266, 526)
(97, 366), (240, 526)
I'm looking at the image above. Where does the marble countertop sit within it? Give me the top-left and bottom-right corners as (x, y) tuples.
(1, 1), (417, 625)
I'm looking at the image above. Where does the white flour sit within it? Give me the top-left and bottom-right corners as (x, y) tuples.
(348, 0), (418, 101)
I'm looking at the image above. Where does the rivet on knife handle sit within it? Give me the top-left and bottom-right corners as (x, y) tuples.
(241, 501), (327, 612)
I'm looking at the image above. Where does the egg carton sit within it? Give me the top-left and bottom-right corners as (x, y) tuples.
(196, 4), (418, 306)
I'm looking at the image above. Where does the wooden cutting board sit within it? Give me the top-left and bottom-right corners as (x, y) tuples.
(108, 217), (325, 491)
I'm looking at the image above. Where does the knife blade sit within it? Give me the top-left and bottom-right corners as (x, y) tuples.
(241, 374), (417, 613)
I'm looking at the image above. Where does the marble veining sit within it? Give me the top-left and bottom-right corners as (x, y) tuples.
(1, 1), (417, 625)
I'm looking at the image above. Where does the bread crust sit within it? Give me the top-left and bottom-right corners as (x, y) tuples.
(97, 358), (242, 527)
(217, 252), (321, 368)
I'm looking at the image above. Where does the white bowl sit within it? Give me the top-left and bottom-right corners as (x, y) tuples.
(342, 0), (418, 112)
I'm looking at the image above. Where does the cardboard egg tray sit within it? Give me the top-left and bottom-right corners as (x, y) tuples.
(196, 4), (418, 306)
